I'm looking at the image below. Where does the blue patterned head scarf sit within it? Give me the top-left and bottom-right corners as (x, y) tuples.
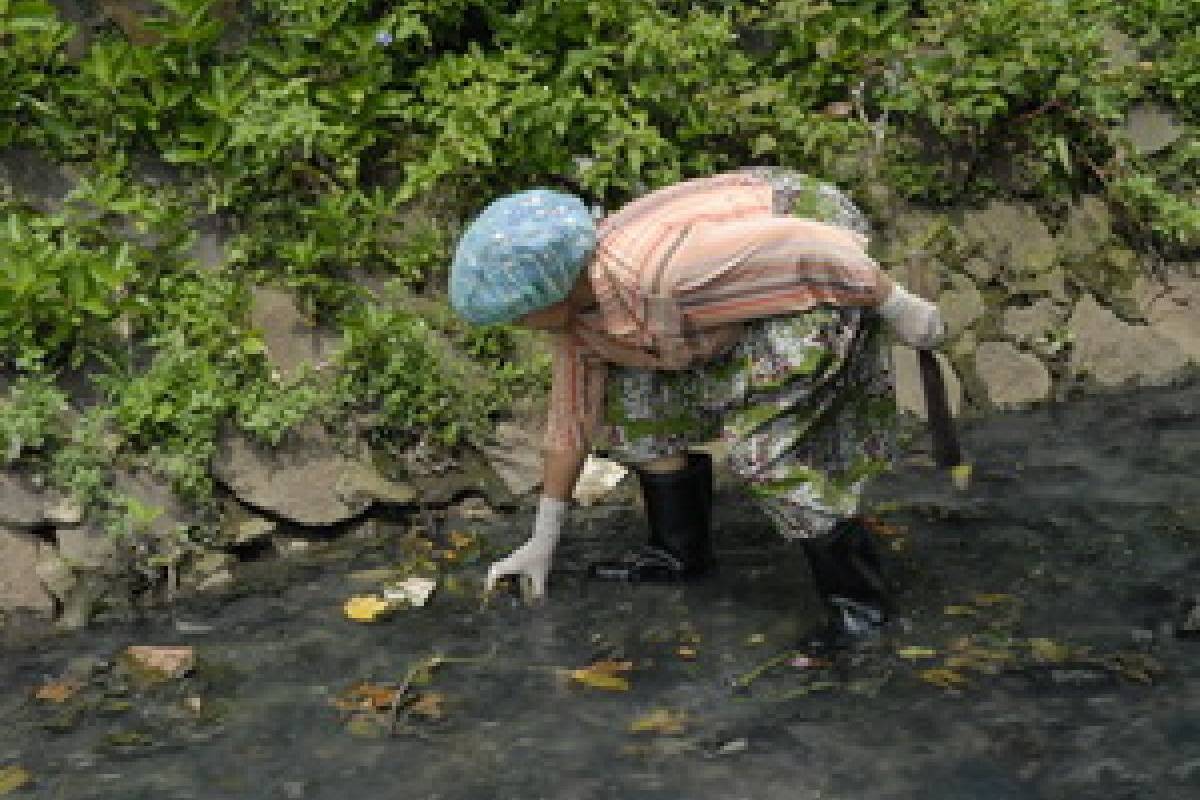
(450, 189), (597, 326)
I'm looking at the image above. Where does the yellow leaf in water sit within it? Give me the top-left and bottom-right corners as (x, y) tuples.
(0, 766), (31, 795)
(950, 463), (972, 490)
(570, 660), (633, 691)
(34, 679), (82, 703)
(343, 595), (391, 622)
(630, 708), (688, 735)
(677, 646), (697, 660)
(896, 646), (938, 660)
(1028, 638), (1071, 663)
(943, 605), (977, 616)
(919, 668), (969, 689)
(973, 593), (1016, 606)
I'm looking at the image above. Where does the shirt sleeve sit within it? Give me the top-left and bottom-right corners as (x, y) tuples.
(543, 331), (609, 454)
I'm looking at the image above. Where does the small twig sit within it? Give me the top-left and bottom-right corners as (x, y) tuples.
(728, 649), (800, 692)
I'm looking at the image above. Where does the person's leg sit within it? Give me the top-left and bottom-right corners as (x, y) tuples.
(590, 367), (723, 581)
(722, 305), (899, 649)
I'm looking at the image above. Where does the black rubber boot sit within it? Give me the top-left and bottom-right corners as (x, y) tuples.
(587, 452), (715, 582)
(798, 516), (894, 651)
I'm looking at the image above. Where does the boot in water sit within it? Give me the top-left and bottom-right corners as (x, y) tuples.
(798, 516), (894, 651)
(587, 451), (715, 582)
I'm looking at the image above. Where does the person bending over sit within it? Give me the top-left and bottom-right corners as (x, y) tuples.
(448, 168), (944, 649)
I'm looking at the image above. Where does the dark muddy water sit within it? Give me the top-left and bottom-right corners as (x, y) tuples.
(2, 381), (1198, 800)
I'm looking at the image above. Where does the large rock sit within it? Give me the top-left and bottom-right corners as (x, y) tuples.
(479, 421), (544, 496)
(111, 466), (199, 541)
(56, 523), (122, 571)
(1135, 274), (1200, 364)
(212, 420), (417, 527)
(0, 470), (51, 528)
(1123, 103), (1183, 156)
(0, 528), (55, 615)
(1067, 294), (1190, 387)
(1056, 195), (1113, 263)
(960, 201), (1058, 285)
(1001, 299), (1065, 346)
(891, 345), (962, 419)
(974, 342), (1050, 410)
(249, 287), (340, 381)
(938, 273), (985, 339)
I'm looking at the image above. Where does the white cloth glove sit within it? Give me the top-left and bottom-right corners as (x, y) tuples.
(485, 495), (568, 600)
(877, 283), (947, 349)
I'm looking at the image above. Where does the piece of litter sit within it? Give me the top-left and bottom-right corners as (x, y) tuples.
(382, 577), (437, 607)
(573, 455), (628, 506)
(717, 738), (748, 755)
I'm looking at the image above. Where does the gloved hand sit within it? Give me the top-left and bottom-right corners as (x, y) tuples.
(485, 495), (568, 601)
(876, 283), (947, 349)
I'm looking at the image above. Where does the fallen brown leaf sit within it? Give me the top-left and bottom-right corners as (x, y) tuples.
(570, 660), (633, 692)
(407, 691), (445, 720)
(919, 668), (969, 689)
(0, 766), (31, 795)
(34, 679), (82, 703)
(630, 708), (688, 735)
(331, 682), (400, 712)
(123, 645), (195, 679)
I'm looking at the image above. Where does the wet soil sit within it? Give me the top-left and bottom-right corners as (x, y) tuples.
(2, 380), (1198, 800)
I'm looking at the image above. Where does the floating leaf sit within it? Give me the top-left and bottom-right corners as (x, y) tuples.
(919, 668), (969, 689)
(950, 463), (973, 490)
(745, 633), (767, 646)
(0, 766), (31, 795)
(123, 645), (194, 679)
(34, 680), (82, 703)
(408, 691), (445, 720)
(896, 646), (938, 660)
(943, 605), (977, 616)
(862, 516), (906, 536)
(332, 682), (400, 712)
(448, 530), (474, 549)
(1028, 637), (1070, 663)
(630, 708), (688, 735)
(676, 646), (697, 660)
(343, 595), (392, 622)
(972, 593), (1016, 606)
(570, 660), (633, 692)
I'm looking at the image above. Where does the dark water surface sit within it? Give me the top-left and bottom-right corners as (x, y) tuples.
(2, 381), (1199, 800)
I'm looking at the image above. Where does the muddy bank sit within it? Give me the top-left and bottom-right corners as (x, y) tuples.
(1, 379), (1198, 800)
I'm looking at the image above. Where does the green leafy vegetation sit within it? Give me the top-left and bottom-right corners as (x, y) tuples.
(0, 0), (1197, 570)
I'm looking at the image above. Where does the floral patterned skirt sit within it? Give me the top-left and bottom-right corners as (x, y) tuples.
(597, 170), (899, 540)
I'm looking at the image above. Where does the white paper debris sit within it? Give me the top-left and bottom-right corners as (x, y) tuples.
(572, 455), (629, 506)
(382, 577), (437, 607)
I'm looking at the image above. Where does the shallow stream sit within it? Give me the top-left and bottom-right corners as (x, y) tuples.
(2, 381), (1198, 800)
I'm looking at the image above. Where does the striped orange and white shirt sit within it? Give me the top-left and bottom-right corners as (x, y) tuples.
(544, 171), (882, 453)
